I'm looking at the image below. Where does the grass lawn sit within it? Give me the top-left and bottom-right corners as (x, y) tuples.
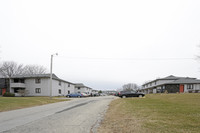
(0, 97), (69, 112)
(98, 93), (200, 133)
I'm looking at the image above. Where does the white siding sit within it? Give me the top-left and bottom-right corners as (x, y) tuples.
(14, 78), (76, 96)
(25, 78), (50, 96)
(194, 84), (200, 90)
(156, 80), (175, 86)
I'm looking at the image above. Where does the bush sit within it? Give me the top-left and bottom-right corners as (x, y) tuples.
(188, 90), (193, 93)
(3, 92), (15, 97)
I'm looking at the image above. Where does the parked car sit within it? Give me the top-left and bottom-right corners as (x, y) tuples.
(114, 92), (120, 96)
(91, 93), (99, 97)
(118, 91), (145, 98)
(66, 93), (83, 98)
(81, 92), (89, 97)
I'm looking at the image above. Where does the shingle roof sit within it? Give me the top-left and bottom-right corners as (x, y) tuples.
(158, 75), (196, 80)
(143, 75), (200, 86)
(168, 78), (200, 84)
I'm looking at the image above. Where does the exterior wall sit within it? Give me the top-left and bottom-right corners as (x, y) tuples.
(25, 78), (50, 96)
(184, 84), (200, 93)
(153, 89), (157, 93)
(52, 80), (75, 96)
(156, 80), (175, 86)
(10, 78), (76, 96)
(194, 84), (200, 90)
(74, 87), (92, 94)
(63, 83), (75, 95)
(143, 79), (175, 90)
(75, 87), (86, 94)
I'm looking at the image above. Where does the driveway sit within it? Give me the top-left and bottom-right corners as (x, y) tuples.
(0, 96), (115, 133)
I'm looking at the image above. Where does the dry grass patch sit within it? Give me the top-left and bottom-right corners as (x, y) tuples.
(0, 97), (69, 112)
(98, 99), (147, 133)
(98, 94), (200, 133)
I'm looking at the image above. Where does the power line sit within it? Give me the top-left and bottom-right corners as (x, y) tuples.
(58, 56), (196, 61)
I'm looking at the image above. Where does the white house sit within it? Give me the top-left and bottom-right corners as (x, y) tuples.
(142, 75), (200, 94)
(74, 83), (92, 95)
(7, 74), (75, 96)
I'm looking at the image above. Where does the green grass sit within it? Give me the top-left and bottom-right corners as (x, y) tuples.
(0, 97), (69, 112)
(98, 93), (200, 133)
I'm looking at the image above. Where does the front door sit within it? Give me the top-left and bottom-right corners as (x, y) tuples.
(2, 88), (6, 95)
(180, 85), (184, 93)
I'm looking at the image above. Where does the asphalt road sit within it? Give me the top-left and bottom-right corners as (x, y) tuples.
(0, 96), (115, 133)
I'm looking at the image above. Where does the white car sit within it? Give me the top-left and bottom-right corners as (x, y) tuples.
(81, 93), (89, 97)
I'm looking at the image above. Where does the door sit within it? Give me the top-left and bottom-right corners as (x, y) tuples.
(179, 85), (184, 93)
(2, 88), (6, 95)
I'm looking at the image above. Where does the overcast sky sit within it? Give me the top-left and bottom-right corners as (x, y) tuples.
(0, 0), (200, 90)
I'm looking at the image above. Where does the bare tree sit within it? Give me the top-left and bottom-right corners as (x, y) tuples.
(22, 65), (47, 75)
(0, 61), (24, 78)
(0, 61), (24, 92)
(122, 83), (139, 91)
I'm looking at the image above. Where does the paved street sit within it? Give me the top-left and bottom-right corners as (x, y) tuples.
(0, 96), (115, 133)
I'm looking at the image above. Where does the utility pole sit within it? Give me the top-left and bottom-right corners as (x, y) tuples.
(50, 53), (58, 98)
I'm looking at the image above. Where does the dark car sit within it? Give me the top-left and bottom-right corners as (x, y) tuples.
(66, 93), (83, 98)
(118, 91), (145, 98)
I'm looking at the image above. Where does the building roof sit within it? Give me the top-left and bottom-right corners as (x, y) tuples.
(75, 83), (92, 89)
(143, 75), (198, 86)
(75, 83), (85, 87)
(168, 78), (200, 84)
(12, 74), (58, 79)
(11, 74), (75, 84)
(159, 75), (196, 80)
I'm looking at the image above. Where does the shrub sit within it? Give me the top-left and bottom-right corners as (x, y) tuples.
(3, 92), (15, 97)
(188, 90), (193, 93)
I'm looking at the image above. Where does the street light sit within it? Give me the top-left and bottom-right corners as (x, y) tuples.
(50, 53), (58, 98)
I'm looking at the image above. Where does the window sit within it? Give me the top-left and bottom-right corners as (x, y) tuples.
(187, 84), (193, 89)
(14, 79), (25, 83)
(58, 89), (61, 94)
(35, 78), (41, 84)
(68, 84), (70, 87)
(78, 87), (80, 90)
(59, 81), (61, 86)
(35, 88), (41, 93)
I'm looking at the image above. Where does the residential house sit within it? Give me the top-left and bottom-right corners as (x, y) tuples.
(141, 75), (200, 94)
(74, 83), (92, 95)
(0, 74), (75, 96)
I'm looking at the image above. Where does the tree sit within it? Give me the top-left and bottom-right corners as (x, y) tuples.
(0, 62), (48, 76)
(0, 61), (48, 93)
(122, 83), (139, 91)
(98, 90), (102, 94)
(22, 65), (47, 75)
(0, 61), (24, 92)
(0, 61), (24, 77)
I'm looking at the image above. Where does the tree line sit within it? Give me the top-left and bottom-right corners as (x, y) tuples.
(0, 61), (48, 78)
